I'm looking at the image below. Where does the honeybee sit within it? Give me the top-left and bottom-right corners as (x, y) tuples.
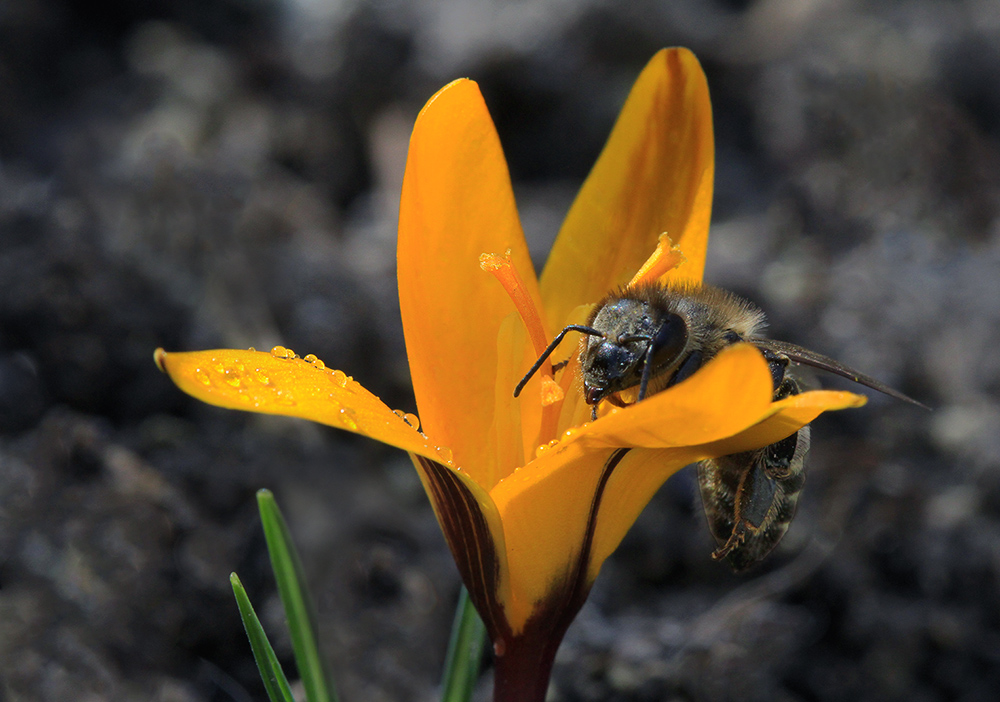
(515, 282), (926, 571)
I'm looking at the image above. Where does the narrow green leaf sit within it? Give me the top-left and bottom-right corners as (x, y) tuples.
(439, 586), (487, 702)
(257, 488), (339, 702)
(230, 572), (296, 702)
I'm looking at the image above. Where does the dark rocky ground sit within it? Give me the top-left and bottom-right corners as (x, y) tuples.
(2, 1), (999, 700)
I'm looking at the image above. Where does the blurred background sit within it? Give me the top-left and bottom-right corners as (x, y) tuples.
(2, 0), (999, 700)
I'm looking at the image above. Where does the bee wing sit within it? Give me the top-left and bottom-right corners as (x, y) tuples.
(753, 339), (929, 410)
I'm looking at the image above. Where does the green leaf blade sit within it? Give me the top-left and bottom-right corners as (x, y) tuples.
(257, 488), (339, 702)
(230, 572), (296, 702)
(439, 586), (487, 702)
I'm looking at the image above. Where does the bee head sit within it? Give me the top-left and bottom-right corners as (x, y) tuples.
(581, 298), (688, 405)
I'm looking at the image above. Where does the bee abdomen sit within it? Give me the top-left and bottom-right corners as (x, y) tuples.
(697, 424), (810, 572)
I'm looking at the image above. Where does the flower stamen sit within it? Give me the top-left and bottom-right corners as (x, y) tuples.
(625, 233), (686, 289)
(481, 249), (563, 444)
(480, 250), (551, 361)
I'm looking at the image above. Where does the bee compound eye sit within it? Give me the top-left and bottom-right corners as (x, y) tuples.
(649, 313), (687, 366)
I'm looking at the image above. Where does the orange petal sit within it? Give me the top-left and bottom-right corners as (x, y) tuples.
(398, 79), (543, 485)
(410, 453), (512, 641)
(489, 445), (619, 633)
(490, 346), (867, 626)
(571, 343), (775, 449)
(155, 349), (451, 464)
(489, 344), (771, 627)
(701, 389), (868, 457)
(585, 389), (867, 584)
(540, 47), (714, 328)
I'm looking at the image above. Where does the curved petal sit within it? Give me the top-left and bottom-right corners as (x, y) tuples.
(490, 346), (868, 626)
(540, 47), (715, 328)
(398, 79), (542, 483)
(410, 453), (512, 641)
(155, 349), (450, 463)
(584, 389), (867, 583)
(488, 344), (773, 629)
(701, 389), (868, 457)
(571, 343), (775, 449)
(489, 445), (618, 633)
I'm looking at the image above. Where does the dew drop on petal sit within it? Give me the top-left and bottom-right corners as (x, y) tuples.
(194, 368), (212, 386)
(436, 446), (454, 464)
(276, 391), (296, 407)
(339, 407), (358, 431)
(254, 368), (270, 385)
(303, 353), (326, 369)
(403, 413), (420, 431)
(270, 345), (294, 359)
(330, 369), (348, 388)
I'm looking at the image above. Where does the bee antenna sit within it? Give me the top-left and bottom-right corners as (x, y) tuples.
(514, 325), (603, 398)
(638, 341), (655, 402)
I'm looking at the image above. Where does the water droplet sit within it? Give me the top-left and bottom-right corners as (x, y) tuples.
(276, 390), (296, 406)
(213, 362), (225, 374)
(403, 413), (420, 430)
(223, 369), (241, 387)
(254, 368), (270, 385)
(436, 446), (454, 464)
(339, 407), (358, 431)
(194, 368), (211, 386)
(303, 353), (327, 369)
(330, 369), (348, 388)
(270, 345), (294, 359)
(248, 346), (256, 353)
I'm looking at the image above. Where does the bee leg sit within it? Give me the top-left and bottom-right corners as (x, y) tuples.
(665, 350), (704, 388)
(551, 358), (570, 373)
(712, 521), (748, 560)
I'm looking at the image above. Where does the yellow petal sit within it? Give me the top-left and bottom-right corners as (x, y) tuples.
(489, 445), (619, 632)
(584, 389), (868, 584)
(571, 343), (775, 449)
(540, 47), (714, 328)
(410, 453), (512, 640)
(489, 344), (772, 628)
(701, 389), (868, 457)
(490, 346), (867, 627)
(398, 79), (543, 484)
(155, 349), (450, 464)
